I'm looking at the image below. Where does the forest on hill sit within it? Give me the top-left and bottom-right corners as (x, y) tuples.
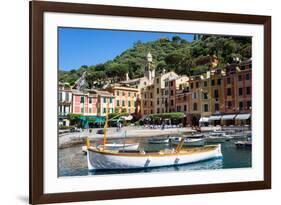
(59, 35), (251, 87)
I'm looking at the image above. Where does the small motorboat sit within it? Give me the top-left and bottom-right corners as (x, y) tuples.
(205, 131), (232, 143)
(235, 140), (252, 149)
(171, 137), (206, 147)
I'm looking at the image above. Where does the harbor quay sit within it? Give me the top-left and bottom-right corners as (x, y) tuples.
(59, 126), (196, 148)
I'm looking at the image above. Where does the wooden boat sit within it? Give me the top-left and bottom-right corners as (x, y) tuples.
(148, 137), (169, 144)
(86, 144), (222, 170)
(85, 104), (222, 170)
(171, 137), (206, 147)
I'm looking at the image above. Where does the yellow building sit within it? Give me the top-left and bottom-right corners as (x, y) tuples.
(105, 85), (139, 114)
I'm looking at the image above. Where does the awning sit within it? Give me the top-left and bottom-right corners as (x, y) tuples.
(221, 114), (236, 120)
(235, 114), (251, 120)
(199, 117), (209, 122)
(209, 115), (221, 121)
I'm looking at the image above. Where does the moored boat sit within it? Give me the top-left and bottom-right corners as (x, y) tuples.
(205, 132), (232, 143)
(234, 140), (252, 148)
(171, 137), (206, 147)
(86, 144), (222, 170)
(86, 103), (222, 170)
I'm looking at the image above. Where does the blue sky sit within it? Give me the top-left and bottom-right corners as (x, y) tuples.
(58, 27), (194, 71)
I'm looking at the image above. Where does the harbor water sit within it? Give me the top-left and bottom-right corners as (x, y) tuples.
(58, 135), (251, 177)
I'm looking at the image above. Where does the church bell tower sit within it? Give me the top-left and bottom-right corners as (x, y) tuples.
(144, 52), (155, 83)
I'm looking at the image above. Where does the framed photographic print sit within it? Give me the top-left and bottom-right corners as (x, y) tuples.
(30, 0), (271, 204)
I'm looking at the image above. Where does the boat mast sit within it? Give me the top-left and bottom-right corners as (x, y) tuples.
(103, 103), (109, 150)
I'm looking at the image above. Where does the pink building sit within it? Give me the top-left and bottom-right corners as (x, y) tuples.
(72, 89), (98, 116)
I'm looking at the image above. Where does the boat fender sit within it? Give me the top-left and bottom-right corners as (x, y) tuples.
(174, 157), (180, 165)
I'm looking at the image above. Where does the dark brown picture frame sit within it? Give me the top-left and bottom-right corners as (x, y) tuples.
(30, 1), (271, 204)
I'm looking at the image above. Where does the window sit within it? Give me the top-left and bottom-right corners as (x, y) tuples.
(204, 81), (208, 87)
(89, 97), (92, 104)
(211, 80), (215, 86)
(227, 88), (232, 96)
(239, 87), (243, 96)
(157, 108), (160, 113)
(238, 75), (242, 81)
(193, 103), (197, 111)
(204, 104), (208, 112)
(80, 96), (84, 103)
(103, 108), (106, 113)
(157, 88), (159, 94)
(183, 96), (187, 101)
(239, 101), (244, 110)
(128, 101), (131, 107)
(170, 81), (173, 86)
(246, 87), (251, 95)
(65, 93), (69, 101)
(122, 101), (125, 106)
(227, 101), (232, 108)
(89, 108), (92, 113)
(217, 79), (221, 85)
(150, 93), (153, 98)
(157, 78), (159, 84)
(110, 97), (113, 103)
(116, 91), (119, 96)
(214, 89), (219, 98)
(128, 92), (131, 97)
(190, 83), (194, 89)
(215, 103), (219, 111)
(157, 98), (159, 105)
(134, 101), (136, 107)
(170, 100), (174, 106)
(196, 82), (199, 88)
(170, 90), (174, 96)
(192, 92), (197, 99)
(177, 106), (181, 112)
(203, 92), (208, 99)
(247, 101), (252, 109)
(246, 73), (250, 80)
(151, 101), (153, 106)
(184, 105), (187, 111)
(103, 97), (106, 103)
(227, 77), (231, 84)
(117, 100), (120, 106)
(144, 93), (147, 99)
(59, 93), (62, 101)
(81, 107), (84, 113)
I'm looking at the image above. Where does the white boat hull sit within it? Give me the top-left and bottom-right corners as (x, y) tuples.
(87, 145), (222, 170)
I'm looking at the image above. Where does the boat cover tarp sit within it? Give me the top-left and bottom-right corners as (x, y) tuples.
(235, 113), (251, 120)
(209, 115), (221, 121)
(221, 114), (236, 120)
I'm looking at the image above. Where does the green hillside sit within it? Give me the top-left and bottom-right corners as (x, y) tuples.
(59, 35), (251, 87)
